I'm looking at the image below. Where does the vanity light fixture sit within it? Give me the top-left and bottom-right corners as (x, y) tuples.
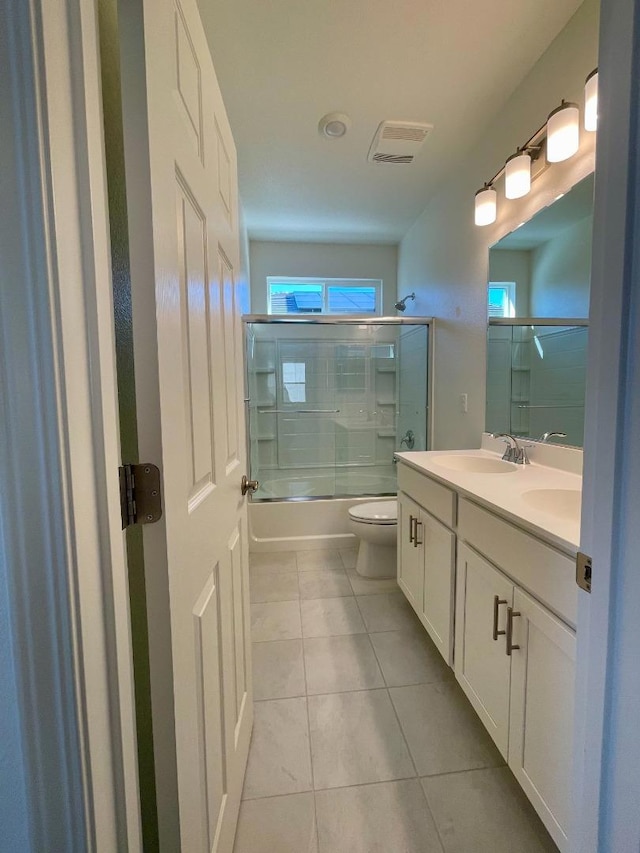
(584, 69), (598, 132)
(504, 150), (532, 199)
(546, 100), (580, 162)
(474, 184), (497, 226)
(474, 70), (596, 226)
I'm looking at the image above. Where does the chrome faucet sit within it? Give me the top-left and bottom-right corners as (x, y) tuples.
(538, 431), (567, 443)
(492, 433), (530, 465)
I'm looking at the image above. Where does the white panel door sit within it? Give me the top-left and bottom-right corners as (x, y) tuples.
(455, 544), (513, 757)
(508, 588), (576, 852)
(421, 511), (456, 665)
(398, 493), (424, 612)
(122, 0), (252, 849)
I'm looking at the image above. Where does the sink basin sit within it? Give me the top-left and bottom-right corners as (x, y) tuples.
(433, 455), (517, 474)
(522, 488), (581, 520)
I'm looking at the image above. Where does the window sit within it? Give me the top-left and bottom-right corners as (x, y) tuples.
(267, 277), (381, 315)
(488, 282), (516, 318)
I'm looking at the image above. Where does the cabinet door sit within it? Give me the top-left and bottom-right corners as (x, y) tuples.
(397, 493), (424, 614)
(508, 588), (576, 852)
(455, 544), (513, 757)
(421, 511), (456, 665)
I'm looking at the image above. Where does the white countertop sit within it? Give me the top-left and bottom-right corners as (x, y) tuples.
(395, 448), (582, 555)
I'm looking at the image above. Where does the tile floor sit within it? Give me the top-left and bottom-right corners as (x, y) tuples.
(236, 548), (558, 853)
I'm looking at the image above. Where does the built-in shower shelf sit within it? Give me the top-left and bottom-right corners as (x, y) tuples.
(376, 398), (396, 406)
(255, 434), (276, 441)
(375, 366), (396, 373)
(376, 430), (396, 438)
(511, 367), (531, 372)
(255, 400), (276, 408)
(251, 368), (276, 374)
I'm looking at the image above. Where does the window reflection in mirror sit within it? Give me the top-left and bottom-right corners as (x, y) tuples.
(485, 174), (593, 449)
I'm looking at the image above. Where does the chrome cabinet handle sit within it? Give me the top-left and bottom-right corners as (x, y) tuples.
(506, 607), (521, 655)
(492, 595), (508, 641)
(413, 519), (423, 548)
(409, 514), (416, 543)
(241, 475), (259, 496)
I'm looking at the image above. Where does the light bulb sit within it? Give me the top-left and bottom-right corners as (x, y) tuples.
(585, 69), (598, 132)
(546, 101), (580, 162)
(474, 185), (497, 226)
(505, 151), (531, 199)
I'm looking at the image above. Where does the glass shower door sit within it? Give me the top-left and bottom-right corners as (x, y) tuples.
(245, 319), (431, 500)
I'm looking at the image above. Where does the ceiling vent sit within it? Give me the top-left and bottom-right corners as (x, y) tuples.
(367, 121), (433, 165)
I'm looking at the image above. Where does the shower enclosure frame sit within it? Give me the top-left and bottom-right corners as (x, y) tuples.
(242, 315), (435, 503)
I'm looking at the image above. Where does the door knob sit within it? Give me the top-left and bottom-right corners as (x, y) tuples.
(241, 475), (259, 496)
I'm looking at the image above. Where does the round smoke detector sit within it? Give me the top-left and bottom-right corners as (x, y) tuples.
(318, 112), (351, 139)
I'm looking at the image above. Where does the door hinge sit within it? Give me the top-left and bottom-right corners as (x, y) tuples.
(119, 463), (163, 529)
(576, 551), (592, 593)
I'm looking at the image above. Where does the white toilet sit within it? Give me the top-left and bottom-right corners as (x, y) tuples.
(348, 500), (398, 578)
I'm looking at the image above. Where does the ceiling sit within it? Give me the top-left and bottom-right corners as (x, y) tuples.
(492, 173), (594, 250)
(197, 0), (585, 244)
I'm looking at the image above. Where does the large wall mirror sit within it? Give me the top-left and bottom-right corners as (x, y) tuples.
(485, 173), (593, 448)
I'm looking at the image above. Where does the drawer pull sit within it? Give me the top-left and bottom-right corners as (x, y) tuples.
(506, 607), (521, 655)
(414, 519), (423, 548)
(409, 514), (416, 543)
(492, 595), (507, 641)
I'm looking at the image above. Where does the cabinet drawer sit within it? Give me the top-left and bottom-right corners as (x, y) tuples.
(458, 498), (577, 627)
(397, 463), (456, 528)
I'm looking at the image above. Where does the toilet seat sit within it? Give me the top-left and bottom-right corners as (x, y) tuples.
(348, 500), (397, 525)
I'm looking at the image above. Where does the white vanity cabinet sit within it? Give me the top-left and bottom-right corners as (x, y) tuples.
(396, 458), (578, 852)
(397, 493), (424, 613)
(455, 503), (576, 853)
(397, 467), (456, 665)
(455, 543), (513, 756)
(508, 587), (576, 851)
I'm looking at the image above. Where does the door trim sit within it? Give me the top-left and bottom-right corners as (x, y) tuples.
(0, 0), (141, 849)
(573, 0), (640, 849)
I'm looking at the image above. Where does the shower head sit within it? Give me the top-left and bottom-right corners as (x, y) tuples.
(395, 292), (416, 312)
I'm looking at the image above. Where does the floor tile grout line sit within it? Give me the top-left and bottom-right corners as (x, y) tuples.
(253, 680), (463, 702)
(240, 765), (510, 800)
(418, 777), (449, 853)
(355, 589), (425, 782)
(310, 773), (426, 794)
(367, 621), (392, 689)
(297, 568), (318, 805)
(386, 685), (421, 781)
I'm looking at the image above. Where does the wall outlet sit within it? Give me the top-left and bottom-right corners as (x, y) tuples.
(460, 393), (468, 413)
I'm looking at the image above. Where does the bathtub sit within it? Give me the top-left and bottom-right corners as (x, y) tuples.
(248, 465), (397, 552)
(256, 468), (397, 500)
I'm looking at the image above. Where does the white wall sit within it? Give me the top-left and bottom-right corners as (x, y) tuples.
(530, 216), (592, 316)
(249, 240), (398, 315)
(398, 0), (599, 449)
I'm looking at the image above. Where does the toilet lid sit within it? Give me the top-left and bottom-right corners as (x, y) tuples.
(348, 500), (397, 525)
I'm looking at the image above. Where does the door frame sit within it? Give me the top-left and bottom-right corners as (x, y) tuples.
(3, 0), (640, 850)
(0, 0), (141, 849)
(572, 0), (640, 850)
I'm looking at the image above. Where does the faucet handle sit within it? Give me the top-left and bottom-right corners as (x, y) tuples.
(516, 446), (532, 465)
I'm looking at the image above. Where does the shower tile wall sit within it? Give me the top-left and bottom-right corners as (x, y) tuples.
(246, 322), (430, 500)
(485, 325), (587, 446)
(528, 327), (587, 446)
(397, 326), (428, 451)
(485, 326), (512, 435)
(254, 339), (397, 471)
